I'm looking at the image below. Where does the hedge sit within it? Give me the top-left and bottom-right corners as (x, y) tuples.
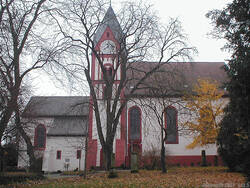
(0, 172), (45, 185)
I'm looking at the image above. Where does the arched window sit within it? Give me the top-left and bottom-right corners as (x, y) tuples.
(129, 106), (141, 141)
(165, 106), (178, 144)
(34, 124), (46, 149)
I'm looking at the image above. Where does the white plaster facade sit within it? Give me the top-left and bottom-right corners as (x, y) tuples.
(18, 117), (86, 172)
(43, 136), (85, 172)
(127, 97), (228, 157)
(18, 96), (89, 172)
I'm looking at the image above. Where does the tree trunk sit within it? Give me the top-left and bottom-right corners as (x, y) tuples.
(0, 146), (4, 172)
(104, 144), (113, 171)
(161, 141), (167, 173)
(161, 126), (167, 173)
(15, 110), (39, 173)
(0, 107), (14, 142)
(83, 136), (88, 179)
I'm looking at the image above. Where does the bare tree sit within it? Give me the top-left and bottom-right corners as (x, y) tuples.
(136, 65), (189, 173)
(53, 0), (196, 170)
(16, 105), (39, 172)
(0, 0), (65, 172)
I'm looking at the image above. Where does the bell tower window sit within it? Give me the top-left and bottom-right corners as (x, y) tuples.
(107, 67), (113, 79)
(103, 65), (114, 80)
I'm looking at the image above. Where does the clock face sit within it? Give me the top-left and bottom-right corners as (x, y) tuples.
(100, 40), (116, 54)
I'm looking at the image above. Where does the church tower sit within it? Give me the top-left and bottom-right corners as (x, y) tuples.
(91, 6), (123, 99)
(87, 6), (127, 168)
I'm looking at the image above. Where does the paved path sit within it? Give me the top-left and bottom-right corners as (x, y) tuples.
(45, 173), (80, 179)
(45, 169), (130, 179)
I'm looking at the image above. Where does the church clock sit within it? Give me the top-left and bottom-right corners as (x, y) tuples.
(100, 40), (116, 54)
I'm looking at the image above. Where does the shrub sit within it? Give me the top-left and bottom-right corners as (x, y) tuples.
(0, 172), (45, 185)
(61, 171), (84, 176)
(214, 156), (218, 166)
(130, 169), (139, 173)
(141, 151), (161, 170)
(107, 169), (118, 178)
(119, 163), (126, 169)
(5, 166), (26, 172)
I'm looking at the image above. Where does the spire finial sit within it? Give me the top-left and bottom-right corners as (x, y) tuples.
(109, 0), (111, 7)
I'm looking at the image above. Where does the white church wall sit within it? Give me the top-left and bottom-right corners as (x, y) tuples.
(42, 136), (86, 172)
(18, 117), (86, 172)
(18, 117), (54, 169)
(127, 97), (228, 157)
(94, 58), (98, 80)
(18, 150), (29, 169)
(116, 58), (121, 80)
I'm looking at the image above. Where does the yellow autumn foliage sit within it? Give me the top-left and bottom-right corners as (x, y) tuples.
(183, 79), (225, 149)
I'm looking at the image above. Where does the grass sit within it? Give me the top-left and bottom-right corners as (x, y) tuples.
(61, 171), (84, 176)
(1, 167), (247, 188)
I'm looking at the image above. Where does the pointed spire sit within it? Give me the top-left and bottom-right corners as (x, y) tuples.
(93, 6), (123, 46)
(103, 6), (116, 23)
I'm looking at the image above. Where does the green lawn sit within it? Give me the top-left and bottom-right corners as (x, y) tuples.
(2, 167), (247, 188)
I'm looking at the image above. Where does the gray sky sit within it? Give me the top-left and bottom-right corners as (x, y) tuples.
(33, 0), (231, 96)
(147, 0), (231, 62)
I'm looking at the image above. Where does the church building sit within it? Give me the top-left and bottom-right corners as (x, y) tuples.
(18, 6), (227, 172)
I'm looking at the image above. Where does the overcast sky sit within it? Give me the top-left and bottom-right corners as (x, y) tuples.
(147, 0), (231, 62)
(33, 0), (232, 96)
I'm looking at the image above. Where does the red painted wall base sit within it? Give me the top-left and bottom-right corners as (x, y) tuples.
(115, 139), (125, 167)
(139, 155), (223, 168)
(167, 155), (223, 166)
(86, 139), (97, 169)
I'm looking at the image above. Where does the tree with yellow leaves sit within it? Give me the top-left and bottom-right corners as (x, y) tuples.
(183, 78), (225, 149)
